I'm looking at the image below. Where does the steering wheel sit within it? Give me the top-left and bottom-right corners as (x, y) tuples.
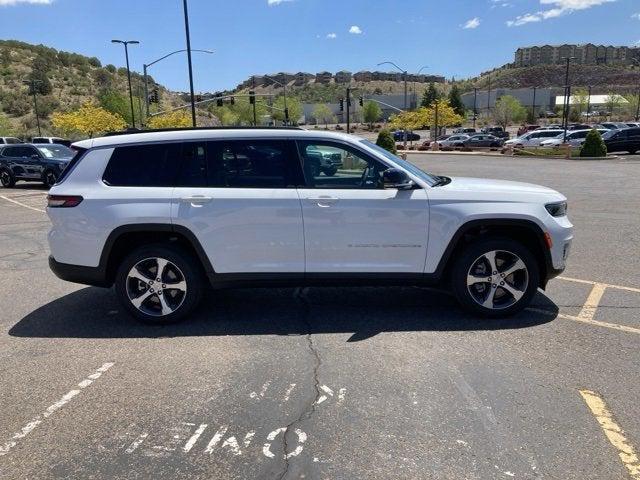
(359, 165), (373, 187)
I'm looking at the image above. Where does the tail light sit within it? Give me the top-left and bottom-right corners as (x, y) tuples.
(47, 195), (83, 208)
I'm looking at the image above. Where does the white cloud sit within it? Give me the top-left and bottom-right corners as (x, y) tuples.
(632, 12), (640, 20)
(326, 33), (337, 39)
(462, 17), (481, 29)
(0, 0), (52, 5)
(267, 0), (293, 5)
(507, 0), (616, 26)
(348, 25), (362, 34)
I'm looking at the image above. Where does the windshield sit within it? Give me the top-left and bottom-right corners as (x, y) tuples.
(36, 145), (74, 159)
(360, 139), (439, 186)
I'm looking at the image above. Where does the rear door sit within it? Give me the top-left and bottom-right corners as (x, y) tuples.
(171, 139), (305, 273)
(296, 139), (429, 273)
(627, 128), (640, 152)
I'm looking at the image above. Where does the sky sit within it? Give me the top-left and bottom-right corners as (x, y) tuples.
(0, 0), (639, 93)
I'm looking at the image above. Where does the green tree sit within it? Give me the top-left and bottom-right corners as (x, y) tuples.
(105, 64), (117, 74)
(580, 129), (607, 158)
(272, 96), (302, 125)
(624, 94), (639, 119)
(362, 100), (382, 128)
(98, 90), (131, 123)
(604, 94), (623, 118)
(376, 129), (396, 154)
(88, 57), (102, 68)
(27, 67), (52, 96)
(311, 104), (334, 128)
(447, 85), (465, 116)
(492, 95), (526, 130)
(572, 88), (589, 116)
(421, 83), (439, 108)
(0, 112), (14, 136)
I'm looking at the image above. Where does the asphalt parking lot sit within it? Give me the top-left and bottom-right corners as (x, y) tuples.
(1, 153), (639, 479)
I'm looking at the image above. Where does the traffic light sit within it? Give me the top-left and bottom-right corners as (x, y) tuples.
(230, 96), (235, 105)
(216, 98), (223, 107)
(339, 98), (344, 112)
(249, 91), (255, 105)
(359, 96), (364, 107)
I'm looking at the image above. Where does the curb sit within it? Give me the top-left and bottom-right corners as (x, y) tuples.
(397, 150), (620, 161)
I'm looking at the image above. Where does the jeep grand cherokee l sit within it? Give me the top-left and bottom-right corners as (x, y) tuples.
(47, 128), (573, 324)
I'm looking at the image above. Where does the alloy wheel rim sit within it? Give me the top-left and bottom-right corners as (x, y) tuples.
(46, 173), (56, 186)
(126, 257), (187, 317)
(0, 172), (9, 185)
(466, 250), (529, 310)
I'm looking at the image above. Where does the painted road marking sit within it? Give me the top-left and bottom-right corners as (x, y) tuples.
(283, 383), (296, 402)
(263, 427), (307, 459)
(559, 276), (640, 294)
(183, 423), (208, 453)
(527, 308), (640, 336)
(250, 381), (271, 400)
(578, 283), (607, 321)
(0, 362), (114, 456)
(0, 195), (46, 213)
(579, 389), (640, 479)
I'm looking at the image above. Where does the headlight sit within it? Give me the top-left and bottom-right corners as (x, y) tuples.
(545, 201), (568, 217)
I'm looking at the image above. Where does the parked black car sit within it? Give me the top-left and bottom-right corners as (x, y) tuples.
(480, 126), (510, 139)
(393, 130), (421, 141)
(0, 144), (75, 188)
(603, 127), (640, 154)
(463, 134), (505, 148)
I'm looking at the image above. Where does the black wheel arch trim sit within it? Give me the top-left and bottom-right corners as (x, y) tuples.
(432, 218), (557, 287)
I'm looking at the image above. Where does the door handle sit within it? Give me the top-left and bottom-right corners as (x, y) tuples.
(180, 195), (213, 204)
(307, 196), (339, 208)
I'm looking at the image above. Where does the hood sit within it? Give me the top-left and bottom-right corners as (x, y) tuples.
(443, 176), (563, 198)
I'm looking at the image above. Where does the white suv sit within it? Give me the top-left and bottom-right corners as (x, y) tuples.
(47, 128), (573, 324)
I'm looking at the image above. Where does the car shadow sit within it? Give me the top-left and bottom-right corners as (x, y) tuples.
(9, 286), (560, 342)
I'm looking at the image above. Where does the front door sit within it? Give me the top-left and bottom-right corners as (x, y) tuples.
(296, 140), (429, 273)
(171, 139), (306, 274)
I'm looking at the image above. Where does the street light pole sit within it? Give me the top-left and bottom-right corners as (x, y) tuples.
(182, 0), (197, 127)
(263, 75), (289, 125)
(586, 85), (592, 120)
(531, 86), (537, 123)
(473, 87), (478, 129)
(23, 79), (42, 136)
(111, 39), (140, 129)
(143, 48), (214, 118)
(562, 57), (575, 143)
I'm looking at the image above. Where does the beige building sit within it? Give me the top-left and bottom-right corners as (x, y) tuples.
(515, 44), (640, 67)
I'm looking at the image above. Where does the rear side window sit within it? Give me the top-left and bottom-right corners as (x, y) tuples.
(103, 143), (181, 187)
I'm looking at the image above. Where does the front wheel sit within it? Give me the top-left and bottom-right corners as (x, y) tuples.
(43, 170), (57, 188)
(0, 168), (15, 188)
(451, 238), (539, 317)
(115, 244), (204, 324)
(322, 166), (338, 176)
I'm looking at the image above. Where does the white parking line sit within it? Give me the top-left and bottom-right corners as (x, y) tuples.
(0, 362), (114, 456)
(0, 195), (46, 213)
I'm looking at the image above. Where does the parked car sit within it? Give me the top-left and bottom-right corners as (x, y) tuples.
(0, 143), (75, 188)
(545, 124), (563, 129)
(567, 124), (592, 131)
(46, 128), (572, 323)
(517, 125), (539, 137)
(540, 129), (609, 148)
(504, 129), (565, 148)
(32, 136), (72, 147)
(603, 127), (640, 154)
(436, 134), (470, 148)
(0, 137), (22, 144)
(463, 134), (505, 148)
(452, 127), (476, 135)
(625, 122), (640, 128)
(393, 130), (420, 142)
(480, 126), (510, 139)
(597, 122), (629, 130)
(305, 147), (343, 176)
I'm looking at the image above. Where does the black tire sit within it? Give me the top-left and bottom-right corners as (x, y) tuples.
(322, 166), (338, 176)
(451, 237), (540, 318)
(628, 150), (637, 155)
(115, 244), (204, 324)
(0, 168), (15, 188)
(43, 169), (57, 188)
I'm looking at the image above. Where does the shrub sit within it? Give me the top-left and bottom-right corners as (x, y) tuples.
(580, 129), (607, 158)
(375, 129), (396, 154)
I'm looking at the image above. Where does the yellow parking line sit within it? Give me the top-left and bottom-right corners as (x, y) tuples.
(578, 283), (607, 321)
(559, 276), (640, 294)
(579, 389), (640, 479)
(526, 308), (640, 336)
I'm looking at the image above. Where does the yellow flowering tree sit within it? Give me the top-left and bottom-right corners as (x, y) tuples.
(147, 109), (192, 129)
(52, 103), (126, 138)
(389, 100), (464, 132)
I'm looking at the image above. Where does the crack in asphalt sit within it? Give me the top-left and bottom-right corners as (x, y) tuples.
(277, 287), (321, 480)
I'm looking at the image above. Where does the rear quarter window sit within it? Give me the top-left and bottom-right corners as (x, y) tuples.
(103, 143), (181, 187)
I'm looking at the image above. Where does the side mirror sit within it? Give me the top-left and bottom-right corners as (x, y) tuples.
(383, 168), (414, 190)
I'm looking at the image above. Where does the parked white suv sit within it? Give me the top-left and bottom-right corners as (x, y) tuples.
(47, 128), (573, 324)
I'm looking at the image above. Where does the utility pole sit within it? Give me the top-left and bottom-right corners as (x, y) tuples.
(252, 76), (257, 126)
(23, 79), (42, 136)
(473, 87), (478, 129)
(562, 57), (575, 143)
(111, 39), (140, 129)
(531, 86), (537, 123)
(182, 0), (197, 127)
(346, 87), (351, 133)
(487, 77), (491, 115)
(586, 85), (592, 120)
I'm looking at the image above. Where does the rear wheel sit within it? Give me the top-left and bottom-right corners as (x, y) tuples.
(115, 244), (204, 324)
(451, 238), (539, 317)
(0, 168), (15, 188)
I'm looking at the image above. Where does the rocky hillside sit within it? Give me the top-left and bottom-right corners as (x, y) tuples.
(0, 40), (181, 137)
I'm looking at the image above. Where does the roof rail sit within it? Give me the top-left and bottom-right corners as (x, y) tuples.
(103, 126), (303, 137)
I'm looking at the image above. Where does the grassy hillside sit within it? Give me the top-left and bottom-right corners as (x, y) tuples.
(0, 40), (181, 138)
(459, 64), (640, 95)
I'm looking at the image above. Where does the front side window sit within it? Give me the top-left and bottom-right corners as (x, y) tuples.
(103, 143), (181, 187)
(298, 140), (386, 189)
